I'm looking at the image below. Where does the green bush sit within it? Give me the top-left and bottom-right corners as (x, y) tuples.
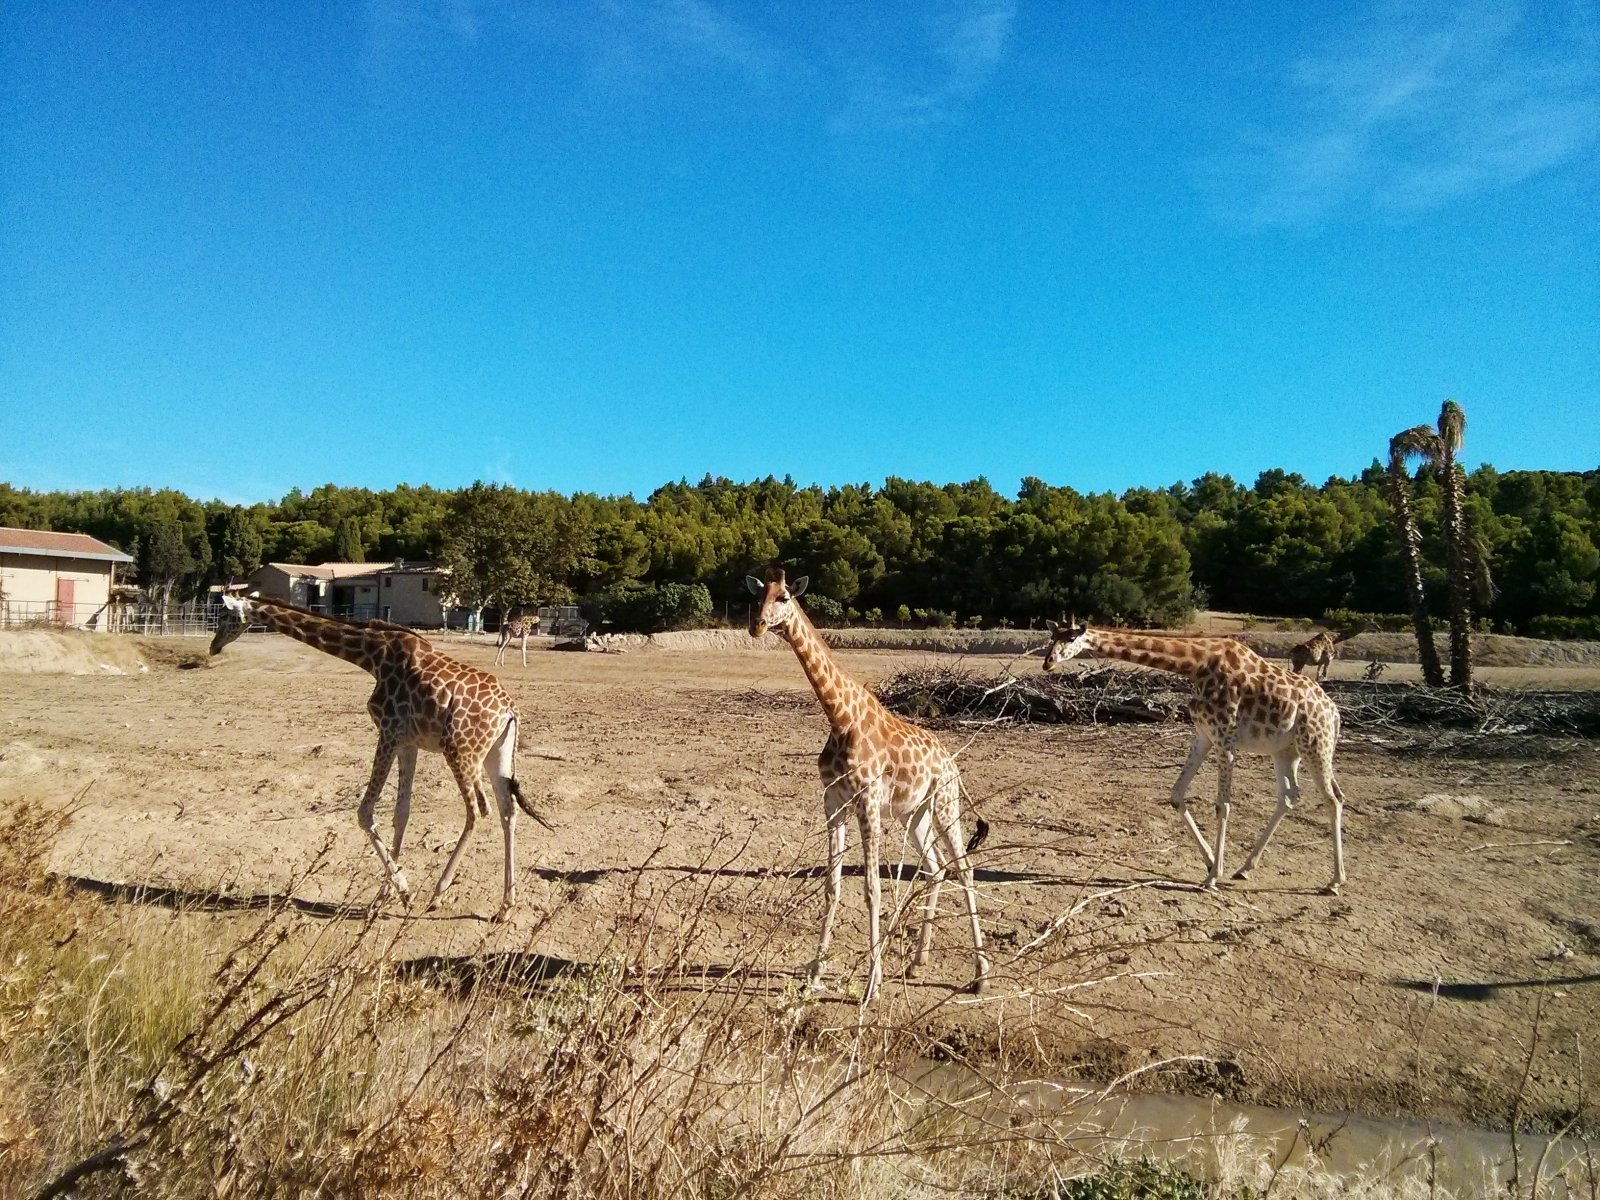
(581, 582), (713, 632)
(1322, 608), (1422, 633)
(1529, 614), (1600, 641)
(804, 594), (845, 626)
(1049, 1157), (1210, 1200)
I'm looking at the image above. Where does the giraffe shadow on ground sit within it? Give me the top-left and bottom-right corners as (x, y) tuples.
(528, 861), (1144, 889)
(395, 950), (810, 998)
(1392, 973), (1600, 1002)
(50, 872), (375, 920)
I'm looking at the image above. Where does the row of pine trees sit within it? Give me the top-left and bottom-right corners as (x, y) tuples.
(2, 406), (1595, 674)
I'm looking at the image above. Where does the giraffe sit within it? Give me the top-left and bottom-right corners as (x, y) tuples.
(210, 593), (553, 919)
(747, 567), (989, 1004)
(1289, 629), (1357, 679)
(494, 611), (541, 667)
(1043, 621), (1347, 894)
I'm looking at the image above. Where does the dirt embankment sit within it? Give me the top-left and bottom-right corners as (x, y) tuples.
(10, 625), (1600, 677)
(0, 630), (154, 675)
(647, 626), (1600, 669)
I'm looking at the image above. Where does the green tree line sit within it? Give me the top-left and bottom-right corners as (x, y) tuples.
(1, 466), (1596, 635)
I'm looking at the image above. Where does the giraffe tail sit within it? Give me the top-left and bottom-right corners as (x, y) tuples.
(965, 817), (990, 856)
(508, 777), (556, 831)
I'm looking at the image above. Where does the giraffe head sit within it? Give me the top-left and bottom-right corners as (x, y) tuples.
(1042, 619), (1090, 671)
(745, 567), (809, 638)
(210, 592), (253, 655)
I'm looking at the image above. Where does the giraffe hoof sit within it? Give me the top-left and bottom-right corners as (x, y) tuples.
(1232, 867), (1251, 881)
(378, 877), (411, 907)
(1201, 876), (1221, 892)
(1323, 882), (1342, 896)
(969, 975), (990, 995)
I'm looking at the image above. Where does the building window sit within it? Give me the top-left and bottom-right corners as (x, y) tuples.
(384, 577), (392, 588)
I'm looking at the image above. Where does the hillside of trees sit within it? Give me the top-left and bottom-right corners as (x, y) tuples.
(0, 465), (1595, 637)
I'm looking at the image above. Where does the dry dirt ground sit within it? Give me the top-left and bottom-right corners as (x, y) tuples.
(2, 630), (1597, 1132)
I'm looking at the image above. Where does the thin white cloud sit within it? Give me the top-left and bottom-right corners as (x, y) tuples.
(362, 0), (481, 80)
(655, 0), (775, 75)
(833, 1), (1017, 133)
(1218, 0), (1598, 226)
(589, 0), (779, 83)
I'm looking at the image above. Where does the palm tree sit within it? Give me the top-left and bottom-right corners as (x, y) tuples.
(1434, 400), (1475, 688)
(1386, 427), (1447, 687)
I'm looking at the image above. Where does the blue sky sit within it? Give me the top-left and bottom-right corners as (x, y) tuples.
(2, 1), (1596, 505)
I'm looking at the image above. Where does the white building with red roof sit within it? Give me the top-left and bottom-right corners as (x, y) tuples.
(0, 526), (134, 629)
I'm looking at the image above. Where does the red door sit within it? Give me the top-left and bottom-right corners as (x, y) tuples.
(55, 578), (75, 626)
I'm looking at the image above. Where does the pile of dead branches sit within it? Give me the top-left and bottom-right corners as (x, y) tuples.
(1321, 679), (1600, 737)
(877, 665), (1600, 738)
(877, 664), (1193, 727)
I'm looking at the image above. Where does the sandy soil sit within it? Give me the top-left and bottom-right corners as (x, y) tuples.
(2, 630), (1597, 1131)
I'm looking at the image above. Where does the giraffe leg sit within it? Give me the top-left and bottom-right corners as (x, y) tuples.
(810, 780), (851, 990)
(857, 794), (885, 1005)
(1309, 753), (1346, 895)
(486, 722), (520, 920)
(935, 784), (989, 994)
(1235, 750), (1299, 880)
(521, 633), (529, 668)
(905, 800), (941, 978)
(1203, 734), (1237, 890)
(391, 745), (418, 859)
(357, 739), (409, 904)
(1170, 733), (1216, 872)
(430, 753), (482, 911)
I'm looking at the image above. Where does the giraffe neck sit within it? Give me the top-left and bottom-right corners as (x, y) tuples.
(249, 601), (388, 674)
(782, 606), (879, 733)
(1085, 629), (1233, 679)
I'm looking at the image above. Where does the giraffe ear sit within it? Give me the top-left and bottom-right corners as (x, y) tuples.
(1045, 619), (1058, 633)
(789, 575), (809, 597)
(744, 575), (763, 596)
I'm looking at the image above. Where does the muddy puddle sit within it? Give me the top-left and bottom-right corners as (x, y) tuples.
(911, 1064), (1594, 1196)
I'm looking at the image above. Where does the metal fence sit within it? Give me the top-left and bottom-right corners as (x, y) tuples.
(0, 599), (552, 637)
(0, 600), (225, 635)
(0, 599), (400, 635)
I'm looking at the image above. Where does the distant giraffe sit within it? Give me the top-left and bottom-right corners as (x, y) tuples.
(1044, 621), (1347, 894)
(210, 593), (554, 919)
(495, 611), (541, 667)
(747, 567), (989, 1004)
(1289, 629), (1357, 679)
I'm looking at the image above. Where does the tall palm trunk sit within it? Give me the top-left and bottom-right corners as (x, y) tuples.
(1436, 400), (1473, 688)
(1387, 429), (1446, 687)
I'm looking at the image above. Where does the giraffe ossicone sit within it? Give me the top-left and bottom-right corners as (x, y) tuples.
(211, 592), (554, 919)
(748, 565), (989, 1005)
(1043, 620), (1347, 894)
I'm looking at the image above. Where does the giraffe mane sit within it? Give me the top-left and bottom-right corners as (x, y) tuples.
(247, 596), (428, 644)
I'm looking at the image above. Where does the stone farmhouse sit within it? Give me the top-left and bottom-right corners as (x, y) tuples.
(0, 526), (134, 629)
(247, 561), (452, 626)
